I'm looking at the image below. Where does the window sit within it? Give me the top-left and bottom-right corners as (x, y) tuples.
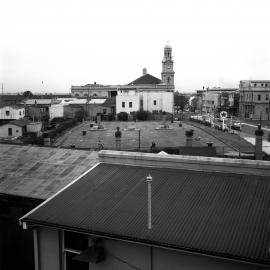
(261, 83), (264, 87)
(266, 107), (269, 114)
(140, 100), (143, 106)
(63, 231), (89, 270)
(258, 94), (261, 101)
(122, 102), (125, 108)
(153, 100), (157, 106)
(103, 109), (106, 114)
(254, 84), (257, 87)
(19, 111), (21, 116)
(6, 111), (10, 116)
(266, 94), (269, 101)
(129, 102), (132, 108)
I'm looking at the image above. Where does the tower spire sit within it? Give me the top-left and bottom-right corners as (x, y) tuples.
(161, 43), (174, 86)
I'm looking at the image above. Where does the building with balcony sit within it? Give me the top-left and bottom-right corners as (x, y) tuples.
(239, 80), (270, 120)
(201, 88), (239, 116)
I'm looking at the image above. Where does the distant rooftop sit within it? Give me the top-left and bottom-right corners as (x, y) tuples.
(10, 118), (31, 127)
(128, 73), (162, 85)
(0, 144), (98, 199)
(0, 104), (25, 109)
(25, 99), (61, 105)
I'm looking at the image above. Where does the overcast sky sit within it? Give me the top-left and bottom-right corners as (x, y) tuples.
(1, 0), (270, 94)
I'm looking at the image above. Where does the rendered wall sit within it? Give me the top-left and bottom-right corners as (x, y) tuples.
(89, 238), (268, 270)
(0, 106), (25, 120)
(142, 91), (173, 113)
(0, 124), (22, 137)
(39, 227), (60, 270)
(91, 239), (149, 270)
(35, 229), (269, 270)
(49, 105), (65, 119)
(116, 93), (140, 114)
(72, 90), (110, 98)
(152, 247), (267, 270)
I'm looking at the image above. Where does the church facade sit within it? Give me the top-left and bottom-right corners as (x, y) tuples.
(71, 44), (175, 114)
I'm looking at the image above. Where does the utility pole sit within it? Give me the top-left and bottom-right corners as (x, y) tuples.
(146, 174), (152, 230)
(138, 129), (141, 151)
(268, 98), (270, 121)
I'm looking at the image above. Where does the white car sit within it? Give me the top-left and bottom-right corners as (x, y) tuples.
(231, 122), (242, 131)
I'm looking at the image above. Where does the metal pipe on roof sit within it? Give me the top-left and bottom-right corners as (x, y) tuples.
(146, 174), (152, 230)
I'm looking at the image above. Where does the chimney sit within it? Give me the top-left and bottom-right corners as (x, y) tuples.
(255, 124), (264, 160)
(146, 174), (152, 230)
(143, 67), (147, 75)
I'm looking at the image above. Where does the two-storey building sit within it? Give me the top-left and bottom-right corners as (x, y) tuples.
(239, 80), (270, 120)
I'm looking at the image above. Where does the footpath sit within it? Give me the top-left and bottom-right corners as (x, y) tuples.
(241, 123), (270, 155)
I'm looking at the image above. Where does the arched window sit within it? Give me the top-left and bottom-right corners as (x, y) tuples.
(93, 94), (97, 97)
(167, 77), (170, 84)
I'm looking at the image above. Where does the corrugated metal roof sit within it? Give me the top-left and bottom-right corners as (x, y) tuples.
(10, 118), (31, 127)
(0, 144), (98, 199)
(22, 163), (270, 265)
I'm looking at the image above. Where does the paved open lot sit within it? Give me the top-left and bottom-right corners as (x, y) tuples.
(53, 121), (227, 150)
(0, 144), (98, 199)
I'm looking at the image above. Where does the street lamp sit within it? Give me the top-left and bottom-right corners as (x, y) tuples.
(138, 129), (141, 151)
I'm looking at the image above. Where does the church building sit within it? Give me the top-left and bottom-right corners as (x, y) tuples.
(71, 44), (175, 115)
(116, 44), (175, 114)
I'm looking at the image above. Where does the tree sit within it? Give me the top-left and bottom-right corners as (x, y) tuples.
(23, 91), (33, 98)
(174, 94), (189, 112)
(190, 97), (199, 112)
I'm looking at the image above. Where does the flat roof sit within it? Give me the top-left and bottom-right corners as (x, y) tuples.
(21, 153), (270, 266)
(0, 144), (98, 199)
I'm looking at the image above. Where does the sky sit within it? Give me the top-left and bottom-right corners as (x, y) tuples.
(1, 0), (270, 94)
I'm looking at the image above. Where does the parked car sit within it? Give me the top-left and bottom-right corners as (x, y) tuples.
(231, 122), (242, 131)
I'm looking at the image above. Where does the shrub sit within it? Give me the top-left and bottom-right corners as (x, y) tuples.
(136, 110), (149, 121)
(22, 136), (44, 145)
(107, 113), (115, 121)
(117, 112), (128, 121)
(74, 110), (84, 122)
(185, 129), (194, 137)
(43, 118), (78, 139)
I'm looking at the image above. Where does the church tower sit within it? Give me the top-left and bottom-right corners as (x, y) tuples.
(161, 43), (174, 85)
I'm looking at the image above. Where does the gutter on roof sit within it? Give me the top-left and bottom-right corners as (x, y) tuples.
(20, 219), (270, 268)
